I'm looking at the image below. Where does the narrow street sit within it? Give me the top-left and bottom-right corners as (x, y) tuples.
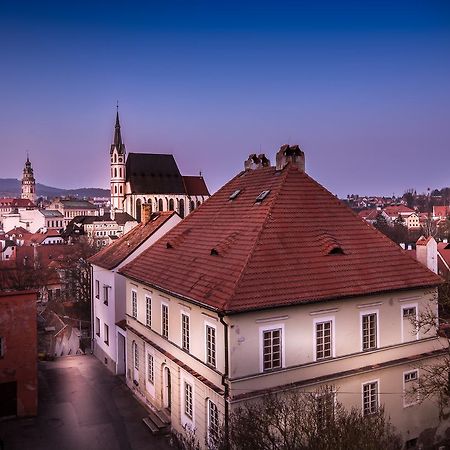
(0, 355), (171, 450)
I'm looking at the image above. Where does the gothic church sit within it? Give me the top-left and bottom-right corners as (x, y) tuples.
(109, 111), (209, 221)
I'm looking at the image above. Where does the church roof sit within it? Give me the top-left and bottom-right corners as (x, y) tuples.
(120, 163), (442, 314)
(126, 153), (186, 195)
(182, 176), (210, 196)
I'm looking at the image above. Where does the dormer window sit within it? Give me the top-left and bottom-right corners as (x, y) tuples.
(210, 248), (219, 256)
(229, 190), (241, 200)
(328, 246), (344, 255)
(255, 190), (270, 203)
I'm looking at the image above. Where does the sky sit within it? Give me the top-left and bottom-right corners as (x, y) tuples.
(0, 0), (449, 198)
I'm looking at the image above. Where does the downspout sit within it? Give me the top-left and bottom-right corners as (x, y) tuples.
(219, 313), (230, 447)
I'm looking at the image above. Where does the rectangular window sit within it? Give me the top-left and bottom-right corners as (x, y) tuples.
(146, 296), (152, 327)
(184, 382), (193, 419)
(134, 343), (139, 370)
(208, 400), (219, 444)
(95, 317), (100, 337)
(363, 381), (379, 416)
(132, 290), (137, 318)
(263, 328), (282, 371)
(404, 370), (419, 407)
(403, 307), (416, 318)
(182, 314), (190, 352)
(0, 336), (4, 358)
(316, 391), (335, 429)
(95, 280), (100, 299)
(316, 320), (332, 360)
(162, 304), (169, 339)
(206, 325), (216, 367)
(147, 354), (154, 384)
(103, 285), (109, 305)
(362, 313), (377, 350)
(104, 323), (109, 345)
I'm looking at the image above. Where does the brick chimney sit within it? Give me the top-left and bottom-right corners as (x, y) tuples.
(244, 154), (271, 170)
(276, 144), (305, 171)
(141, 203), (152, 224)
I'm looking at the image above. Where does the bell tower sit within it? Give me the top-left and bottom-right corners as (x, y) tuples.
(21, 155), (36, 202)
(110, 106), (126, 212)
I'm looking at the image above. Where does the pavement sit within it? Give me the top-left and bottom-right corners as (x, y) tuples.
(0, 355), (172, 450)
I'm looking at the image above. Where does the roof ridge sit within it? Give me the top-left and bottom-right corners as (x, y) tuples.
(223, 165), (291, 311)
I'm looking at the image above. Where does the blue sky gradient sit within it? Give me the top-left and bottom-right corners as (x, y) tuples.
(1, 0), (449, 197)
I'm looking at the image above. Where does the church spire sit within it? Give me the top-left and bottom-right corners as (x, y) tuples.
(110, 104), (126, 155)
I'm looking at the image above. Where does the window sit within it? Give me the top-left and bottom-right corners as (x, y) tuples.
(315, 320), (332, 360)
(132, 290), (137, 318)
(145, 296), (152, 327)
(147, 354), (154, 384)
(104, 324), (109, 345)
(404, 370), (419, 407)
(403, 307), (416, 318)
(207, 400), (219, 444)
(169, 199), (174, 211)
(206, 325), (216, 367)
(134, 342), (139, 370)
(263, 328), (282, 371)
(0, 336), (4, 358)
(362, 381), (379, 415)
(182, 314), (190, 352)
(402, 305), (418, 342)
(162, 304), (169, 338)
(184, 382), (193, 419)
(362, 313), (377, 350)
(103, 285), (109, 305)
(95, 317), (100, 337)
(316, 391), (335, 429)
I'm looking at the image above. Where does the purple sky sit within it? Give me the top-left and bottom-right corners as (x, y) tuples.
(1, 0), (449, 198)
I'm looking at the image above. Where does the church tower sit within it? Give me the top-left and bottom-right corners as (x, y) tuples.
(110, 108), (126, 212)
(21, 155), (36, 202)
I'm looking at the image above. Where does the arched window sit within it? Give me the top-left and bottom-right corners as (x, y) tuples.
(169, 199), (174, 211)
(114, 185), (117, 194)
(114, 168), (117, 178)
(136, 199), (142, 222)
(179, 199), (185, 218)
(197, 200), (201, 208)
(119, 185), (122, 194)
(190, 200), (195, 211)
(158, 198), (163, 211)
(114, 153), (117, 163)
(119, 167), (122, 178)
(111, 168), (113, 177)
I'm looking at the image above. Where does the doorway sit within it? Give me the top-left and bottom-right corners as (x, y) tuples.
(163, 367), (172, 411)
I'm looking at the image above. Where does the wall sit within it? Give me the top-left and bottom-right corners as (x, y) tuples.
(0, 290), (38, 417)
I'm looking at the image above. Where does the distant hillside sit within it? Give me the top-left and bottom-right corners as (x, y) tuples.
(0, 178), (110, 199)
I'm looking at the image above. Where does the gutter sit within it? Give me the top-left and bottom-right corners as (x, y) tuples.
(219, 313), (230, 447)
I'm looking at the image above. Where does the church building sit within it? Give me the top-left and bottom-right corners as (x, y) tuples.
(109, 111), (210, 221)
(21, 156), (36, 203)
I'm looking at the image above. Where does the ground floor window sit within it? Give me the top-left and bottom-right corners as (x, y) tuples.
(147, 354), (154, 384)
(184, 382), (193, 419)
(362, 380), (378, 416)
(208, 399), (219, 444)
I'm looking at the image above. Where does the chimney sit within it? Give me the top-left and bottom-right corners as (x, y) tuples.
(276, 144), (305, 171)
(244, 153), (271, 171)
(141, 203), (152, 224)
(416, 236), (438, 274)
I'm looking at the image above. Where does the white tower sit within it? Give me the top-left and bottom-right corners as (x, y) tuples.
(21, 155), (37, 203)
(110, 108), (126, 212)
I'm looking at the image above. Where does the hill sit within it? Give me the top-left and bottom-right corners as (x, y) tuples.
(0, 178), (110, 199)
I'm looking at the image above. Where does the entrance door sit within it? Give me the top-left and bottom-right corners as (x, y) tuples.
(0, 381), (17, 417)
(117, 332), (126, 375)
(163, 367), (172, 411)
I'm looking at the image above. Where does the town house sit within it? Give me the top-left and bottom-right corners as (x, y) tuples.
(117, 145), (445, 447)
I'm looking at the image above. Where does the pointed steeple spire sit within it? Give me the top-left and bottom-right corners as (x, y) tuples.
(110, 103), (126, 155)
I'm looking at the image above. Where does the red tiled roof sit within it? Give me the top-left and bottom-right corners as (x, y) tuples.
(357, 209), (379, 220)
(416, 236), (433, 246)
(5, 226), (31, 236)
(119, 164), (442, 313)
(438, 243), (450, 268)
(383, 205), (415, 216)
(433, 206), (450, 218)
(182, 175), (210, 196)
(88, 212), (177, 270)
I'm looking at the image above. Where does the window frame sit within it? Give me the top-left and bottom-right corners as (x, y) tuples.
(401, 303), (419, 342)
(131, 289), (138, 319)
(104, 323), (109, 345)
(147, 353), (154, 385)
(313, 316), (335, 361)
(145, 295), (152, 328)
(162, 303), (169, 339)
(259, 323), (285, 373)
(95, 317), (100, 337)
(184, 381), (193, 419)
(403, 369), (419, 407)
(181, 312), (190, 352)
(133, 341), (139, 370)
(103, 285), (109, 305)
(360, 309), (379, 351)
(207, 399), (220, 445)
(205, 322), (217, 368)
(95, 279), (100, 299)
(362, 379), (380, 416)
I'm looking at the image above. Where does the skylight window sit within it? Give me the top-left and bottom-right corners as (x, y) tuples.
(255, 190), (270, 203)
(229, 190), (241, 200)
